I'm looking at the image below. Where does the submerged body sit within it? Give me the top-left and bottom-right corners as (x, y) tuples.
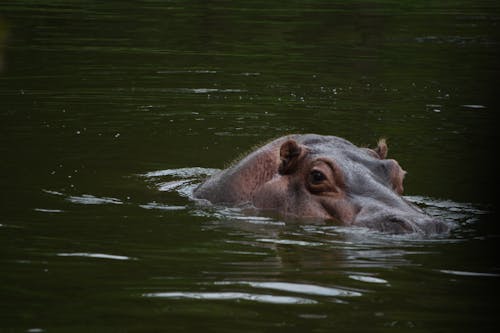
(194, 134), (449, 235)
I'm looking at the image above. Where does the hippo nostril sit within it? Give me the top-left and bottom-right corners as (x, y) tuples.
(389, 216), (450, 235)
(420, 217), (450, 234)
(387, 216), (418, 233)
(357, 215), (418, 234)
(353, 207), (450, 235)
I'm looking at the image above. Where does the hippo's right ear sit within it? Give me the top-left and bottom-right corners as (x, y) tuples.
(374, 138), (388, 159)
(279, 140), (302, 175)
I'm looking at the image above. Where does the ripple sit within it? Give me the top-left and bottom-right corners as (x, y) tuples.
(405, 195), (484, 213)
(57, 252), (135, 260)
(141, 168), (217, 201)
(143, 291), (317, 304)
(257, 238), (324, 247)
(34, 208), (64, 213)
(404, 195), (487, 232)
(216, 281), (362, 297)
(192, 208), (286, 228)
(66, 194), (123, 205)
(438, 269), (500, 277)
(141, 167), (217, 178)
(166, 88), (246, 94)
(229, 215), (285, 226)
(349, 275), (389, 284)
(139, 202), (186, 211)
(461, 104), (486, 109)
(157, 179), (192, 192)
(42, 189), (64, 196)
(42, 190), (124, 206)
(157, 70), (217, 74)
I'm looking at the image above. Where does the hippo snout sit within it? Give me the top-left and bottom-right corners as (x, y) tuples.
(355, 213), (449, 235)
(416, 216), (450, 235)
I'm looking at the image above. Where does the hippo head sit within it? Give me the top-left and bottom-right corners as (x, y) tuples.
(194, 134), (449, 235)
(249, 135), (448, 235)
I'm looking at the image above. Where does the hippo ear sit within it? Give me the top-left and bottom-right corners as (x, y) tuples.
(279, 140), (302, 174)
(374, 138), (388, 159)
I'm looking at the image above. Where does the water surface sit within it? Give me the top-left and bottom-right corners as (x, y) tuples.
(1, 1), (499, 332)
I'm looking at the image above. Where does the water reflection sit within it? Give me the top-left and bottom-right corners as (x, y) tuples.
(57, 252), (135, 261)
(43, 189), (124, 205)
(66, 194), (123, 205)
(438, 269), (500, 278)
(143, 291), (317, 305)
(34, 208), (64, 213)
(139, 202), (186, 211)
(143, 279), (363, 305)
(215, 281), (362, 297)
(348, 275), (388, 284)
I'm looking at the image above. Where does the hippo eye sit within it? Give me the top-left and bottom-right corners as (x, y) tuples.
(310, 170), (326, 184)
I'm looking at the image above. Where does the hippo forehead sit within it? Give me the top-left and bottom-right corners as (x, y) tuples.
(293, 134), (356, 150)
(293, 134), (372, 163)
(292, 134), (395, 190)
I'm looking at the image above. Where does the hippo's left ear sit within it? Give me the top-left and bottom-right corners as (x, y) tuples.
(374, 138), (388, 159)
(279, 140), (303, 175)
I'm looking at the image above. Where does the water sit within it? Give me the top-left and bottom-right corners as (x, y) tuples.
(1, 1), (499, 332)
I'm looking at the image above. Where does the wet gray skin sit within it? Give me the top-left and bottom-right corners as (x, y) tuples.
(194, 134), (449, 235)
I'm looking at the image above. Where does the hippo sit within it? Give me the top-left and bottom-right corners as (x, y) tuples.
(194, 134), (449, 235)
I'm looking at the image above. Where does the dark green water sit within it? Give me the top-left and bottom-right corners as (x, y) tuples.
(1, 1), (499, 332)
